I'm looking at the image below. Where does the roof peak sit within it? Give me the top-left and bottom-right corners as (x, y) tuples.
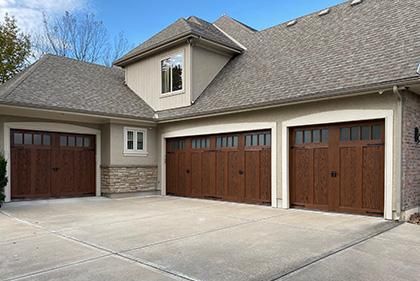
(215, 15), (257, 32)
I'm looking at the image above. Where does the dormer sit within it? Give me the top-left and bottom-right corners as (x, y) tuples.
(114, 16), (244, 111)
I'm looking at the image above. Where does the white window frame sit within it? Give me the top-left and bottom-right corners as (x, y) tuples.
(123, 127), (148, 156)
(160, 51), (184, 96)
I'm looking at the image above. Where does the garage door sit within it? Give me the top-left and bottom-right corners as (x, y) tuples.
(290, 120), (385, 216)
(166, 130), (271, 205)
(11, 130), (96, 199)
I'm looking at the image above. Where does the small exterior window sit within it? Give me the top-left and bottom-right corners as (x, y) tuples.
(124, 127), (147, 155)
(161, 52), (184, 95)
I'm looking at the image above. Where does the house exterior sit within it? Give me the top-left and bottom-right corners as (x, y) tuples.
(1, 0), (419, 220)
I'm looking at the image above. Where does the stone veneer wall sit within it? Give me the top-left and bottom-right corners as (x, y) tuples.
(401, 91), (420, 213)
(101, 166), (158, 194)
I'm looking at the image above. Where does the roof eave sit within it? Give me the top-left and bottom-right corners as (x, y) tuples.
(0, 101), (157, 123)
(113, 33), (243, 67)
(157, 76), (420, 123)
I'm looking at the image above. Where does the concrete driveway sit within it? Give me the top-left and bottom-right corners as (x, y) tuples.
(1, 196), (419, 281)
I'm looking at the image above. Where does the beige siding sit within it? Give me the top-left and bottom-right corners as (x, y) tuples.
(125, 44), (192, 111)
(157, 92), (401, 212)
(109, 123), (158, 166)
(191, 46), (231, 102)
(101, 123), (111, 166)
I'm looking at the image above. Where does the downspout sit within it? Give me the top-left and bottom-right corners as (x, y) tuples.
(393, 85), (403, 220)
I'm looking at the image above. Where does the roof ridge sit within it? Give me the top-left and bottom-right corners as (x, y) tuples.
(259, 0), (358, 33)
(218, 15), (257, 32)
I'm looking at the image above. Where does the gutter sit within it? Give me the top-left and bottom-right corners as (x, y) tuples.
(393, 85), (404, 221)
(0, 103), (157, 124)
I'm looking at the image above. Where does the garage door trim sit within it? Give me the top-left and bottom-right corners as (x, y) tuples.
(281, 109), (394, 220)
(3, 122), (101, 202)
(161, 122), (278, 207)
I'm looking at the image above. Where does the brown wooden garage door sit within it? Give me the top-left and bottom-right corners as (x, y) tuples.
(11, 130), (96, 199)
(166, 130), (271, 205)
(290, 120), (385, 216)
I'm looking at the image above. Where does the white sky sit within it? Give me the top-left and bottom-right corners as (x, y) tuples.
(0, 0), (89, 34)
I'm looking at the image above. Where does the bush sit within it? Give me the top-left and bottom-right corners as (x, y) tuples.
(0, 153), (7, 206)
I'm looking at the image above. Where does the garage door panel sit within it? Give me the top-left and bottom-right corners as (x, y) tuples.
(177, 152), (191, 196)
(74, 150), (95, 194)
(313, 148), (329, 206)
(226, 151), (244, 200)
(11, 130), (96, 200)
(166, 152), (178, 195)
(53, 150), (76, 195)
(166, 130), (271, 205)
(215, 152), (226, 198)
(292, 149), (314, 205)
(191, 152), (202, 197)
(362, 146), (384, 212)
(290, 120), (384, 216)
(11, 148), (32, 197)
(32, 149), (52, 196)
(339, 147), (363, 209)
(244, 150), (260, 202)
(260, 149), (271, 202)
(201, 151), (217, 198)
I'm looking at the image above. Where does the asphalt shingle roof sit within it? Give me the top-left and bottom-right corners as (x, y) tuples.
(114, 16), (243, 66)
(157, 0), (420, 120)
(0, 55), (155, 120)
(1, 0), (420, 122)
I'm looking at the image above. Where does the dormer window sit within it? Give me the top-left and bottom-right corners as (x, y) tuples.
(161, 52), (184, 95)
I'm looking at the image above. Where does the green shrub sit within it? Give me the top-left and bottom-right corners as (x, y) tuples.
(0, 153), (7, 205)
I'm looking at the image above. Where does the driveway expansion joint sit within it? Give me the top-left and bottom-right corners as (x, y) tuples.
(269, 221), (404, 281)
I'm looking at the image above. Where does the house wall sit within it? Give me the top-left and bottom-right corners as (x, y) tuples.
(125, 44), (192, 111)
(401, 91), (420, 218)
(191, 45), (231, 102)
(157, 92), (403, 218)
(0, 108), (160, 199)
(101, 122), (158, 194)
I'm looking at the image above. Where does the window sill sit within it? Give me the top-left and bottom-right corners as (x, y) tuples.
(123, 151), (149, 157)
(160, 90), (185, 99)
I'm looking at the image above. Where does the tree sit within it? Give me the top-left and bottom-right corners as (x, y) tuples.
(102, 32), (131, 67)
(36, 11), (131, 66)
(0, 153), (7, 206)
(0, 14), (31, 84)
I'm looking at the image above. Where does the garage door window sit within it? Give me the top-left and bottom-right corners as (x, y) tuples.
(245, 132), (271, 147)
(340, 125), (382, 142)
(216, 135), (238, 148)
(192, 137), (210, 149)
(13, 131), (51, 146)
(124, 127), (147, 155)
(294, 129), (328, 145)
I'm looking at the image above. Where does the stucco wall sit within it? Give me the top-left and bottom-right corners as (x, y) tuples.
(125, 44), (192, 111)
(401, 91), (420, 212)
(157, 92), (401, 215)
(108, 123), (158, 166)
